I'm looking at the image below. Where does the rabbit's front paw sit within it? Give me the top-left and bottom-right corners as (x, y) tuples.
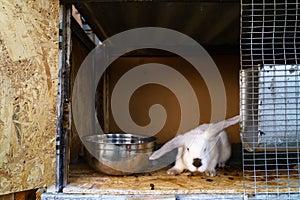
(167, 167), (183, 175)
(199, 165), (206, 173)
(205, 169), (216, 177)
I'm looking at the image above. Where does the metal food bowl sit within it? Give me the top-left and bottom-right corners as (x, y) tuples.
(83, 134), (156, 175)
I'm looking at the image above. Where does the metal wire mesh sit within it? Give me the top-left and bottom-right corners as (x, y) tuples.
(240, 0), (300, 199)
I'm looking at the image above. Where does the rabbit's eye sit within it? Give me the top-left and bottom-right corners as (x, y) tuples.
(187, 147), (190, 152)
(203, 148), (207, 152)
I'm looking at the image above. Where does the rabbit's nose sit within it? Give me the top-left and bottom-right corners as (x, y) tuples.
(193, 158), (202, 168)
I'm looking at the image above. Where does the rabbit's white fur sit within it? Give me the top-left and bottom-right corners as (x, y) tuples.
(149, 115), (240, 176)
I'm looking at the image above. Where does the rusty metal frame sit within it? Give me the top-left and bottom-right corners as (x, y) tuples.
(56, 3), (72, 193)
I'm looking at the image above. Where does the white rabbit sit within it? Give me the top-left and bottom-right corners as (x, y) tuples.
(149, 115), (240, 176)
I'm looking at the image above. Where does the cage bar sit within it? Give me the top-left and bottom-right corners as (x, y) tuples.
(240, 0), (300, 199)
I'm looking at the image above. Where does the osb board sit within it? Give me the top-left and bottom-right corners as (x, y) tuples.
(0, 0), (59, 195)
(64, 163), (244, 195)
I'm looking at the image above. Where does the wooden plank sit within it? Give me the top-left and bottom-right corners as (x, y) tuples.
(0, 0), (59, 195)
(42, 193), (176, 200)
(105, 56), (240, 144)
(0, 194), (14, 200)
(15, 191), (26, 200)
(69, 22), (94, 162)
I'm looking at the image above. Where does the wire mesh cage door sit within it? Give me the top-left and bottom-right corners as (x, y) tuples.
(240, 0), (300, 199)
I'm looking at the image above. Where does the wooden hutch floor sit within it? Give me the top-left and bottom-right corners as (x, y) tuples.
(64, 163), (245, 195)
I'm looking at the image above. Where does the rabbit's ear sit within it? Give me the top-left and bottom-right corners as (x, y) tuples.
(149, 134), (185, 160)
(204, 115), (240, 138)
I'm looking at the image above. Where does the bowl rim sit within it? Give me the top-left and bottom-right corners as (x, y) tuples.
(82, 133), (156, 145)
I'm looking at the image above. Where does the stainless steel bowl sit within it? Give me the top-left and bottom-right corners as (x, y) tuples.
(82, 134), (156, 175)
